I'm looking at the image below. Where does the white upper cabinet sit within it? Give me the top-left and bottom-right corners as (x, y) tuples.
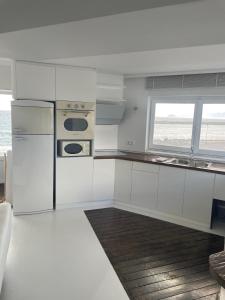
(183, 170), (215, 227)
(114, 160), (132, 204)
(214, 174), (225, 201)
(93, 159), (115, 202)
(13, 61), (55, 100)
(97, 72), (124, 102)
(158, 166), (186, 217)
(56, 66), (96, 102)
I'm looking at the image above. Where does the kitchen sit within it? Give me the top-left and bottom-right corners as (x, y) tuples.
(1, 1), (225, 300)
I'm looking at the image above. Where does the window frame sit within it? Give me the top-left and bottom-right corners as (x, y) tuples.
(147, 96), (225, 158)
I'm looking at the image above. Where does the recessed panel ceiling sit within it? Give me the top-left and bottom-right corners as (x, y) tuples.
(0, 0), (201, 33)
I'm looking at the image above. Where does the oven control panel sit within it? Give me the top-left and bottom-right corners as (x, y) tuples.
(56, 101), (96, 111)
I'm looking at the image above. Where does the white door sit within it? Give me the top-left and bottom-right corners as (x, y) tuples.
(14, 61), (55, 100)
(214, 174), (225, 201)
(11, 104), (54, 135)
(56, 66), (96, 102)
(93, 159), (115, 201)
(12, 135), (53, 214)
(131, 170), (158, 210)
(158, 166), (186, 216)
(183, 170), (215, 227)
(114, 160), (132, 204)
(56, 157), (94, 208)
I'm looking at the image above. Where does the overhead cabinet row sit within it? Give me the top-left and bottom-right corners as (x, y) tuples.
(13, 61), (125, 102)
(13, 61), (96, 101)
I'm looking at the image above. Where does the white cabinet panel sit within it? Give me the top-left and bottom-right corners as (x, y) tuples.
(14, 62), (55, 100)
(56, 66), (96, 102)
(114, 160), (132, 204)
(133, 162), (159, 173)
(56, 157), (93, 207)
(93, 159), (115, 201)
(97, 73), (124, 102)
(158, 166), (186, 216)
(214, 174), (225, 201)
(131, 170), (158, 210)
(183, 170), (215, 226)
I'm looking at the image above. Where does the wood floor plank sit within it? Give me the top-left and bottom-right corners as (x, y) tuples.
(85, 208), (224, 300)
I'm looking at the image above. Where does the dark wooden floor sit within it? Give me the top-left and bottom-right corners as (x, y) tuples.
(85, 208), (224, 300)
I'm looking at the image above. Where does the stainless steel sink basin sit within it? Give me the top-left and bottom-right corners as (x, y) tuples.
(167, 158), (212, 169)
(169, 158), (191, 166)
(192, 160), (212, 168)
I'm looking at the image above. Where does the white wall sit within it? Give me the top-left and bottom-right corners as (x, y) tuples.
(118, 78), (148, 152)
(0, 65), (11, 91)
(95, 125), (118, 150)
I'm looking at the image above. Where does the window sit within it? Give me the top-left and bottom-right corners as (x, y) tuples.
(148, 98), (225, 157)
(199, 104), (225, 152)
(152, 103), (195, 149)
(0, 94), (13, 155)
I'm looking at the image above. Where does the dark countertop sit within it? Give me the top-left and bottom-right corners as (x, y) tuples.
(210, 251), (225, 289)
(94, 151), (225, 175)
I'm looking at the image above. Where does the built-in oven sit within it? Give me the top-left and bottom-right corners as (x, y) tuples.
(56, 101), (95, 140)
(58, 140), (91, 157)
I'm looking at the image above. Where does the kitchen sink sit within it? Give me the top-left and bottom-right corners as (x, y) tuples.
(167, 158), (212, 169)
(169, 158), (191, 166)
(191, 160), (212, 168)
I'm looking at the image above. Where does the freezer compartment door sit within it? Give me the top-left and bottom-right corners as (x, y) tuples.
(12, 135), (53, 214)
(11, 106), (54, 135)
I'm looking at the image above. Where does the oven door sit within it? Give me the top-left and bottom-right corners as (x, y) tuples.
(58, 141), (91, 157)
(56, 110), (95, 140)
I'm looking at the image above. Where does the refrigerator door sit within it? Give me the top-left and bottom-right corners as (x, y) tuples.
(11, 100), (54, 135)
(12, 135), (53, 214)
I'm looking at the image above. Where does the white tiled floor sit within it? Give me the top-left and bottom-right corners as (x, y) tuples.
(0, 209), (129, 300)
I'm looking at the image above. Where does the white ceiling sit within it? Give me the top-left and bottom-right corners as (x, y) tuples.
(0, 0), (200, 33)
(1, 0), (225, 76)
(44, 45), (225, 77)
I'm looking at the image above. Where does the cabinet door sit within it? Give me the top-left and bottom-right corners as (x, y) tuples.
(14, 62), (55, 100)
(131, 170), (158, 210)
(158, 166), (186, 216)
(56, 157), (93, 208)
(56, 66), (96, 101)
(214, 174), (225, 201)
(114, 160), (132, 204)
(93, 159), (115, 201)
(183, 170), (215, 226)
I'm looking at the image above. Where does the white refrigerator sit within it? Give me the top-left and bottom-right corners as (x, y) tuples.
(11, 100), (54, 215)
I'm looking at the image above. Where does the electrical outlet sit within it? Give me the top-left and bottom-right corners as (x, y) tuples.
(127, 140), (135, 145)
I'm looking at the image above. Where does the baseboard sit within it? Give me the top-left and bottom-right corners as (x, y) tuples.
(56, 200), (113, 211)
(113, 201), (215, 235)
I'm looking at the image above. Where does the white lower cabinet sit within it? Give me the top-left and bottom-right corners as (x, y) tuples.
(114, 160), (132, 204)
(56, 157), (94, 208)
(93, 159), (115, 201)
(182, 170), (215, 226)
(158, 166), (186, 216)
(131, 170), (158, 210)
(214, 174), (225, 201)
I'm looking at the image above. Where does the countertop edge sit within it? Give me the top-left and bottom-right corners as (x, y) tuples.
(94, 154), (225, 175)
